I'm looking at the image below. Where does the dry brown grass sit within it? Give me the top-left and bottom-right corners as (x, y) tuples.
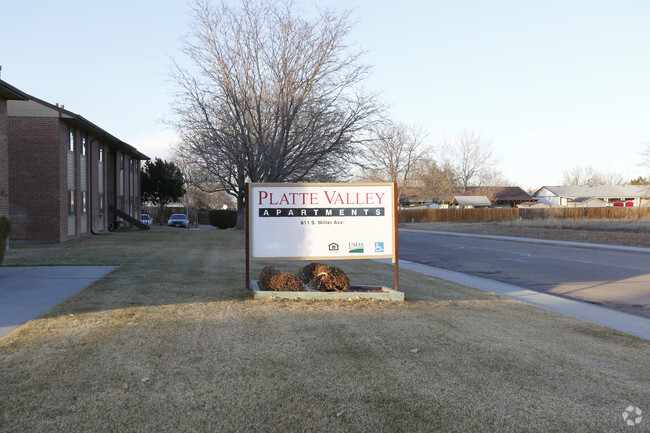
(401, 219), (650, 248)
(502, 217), (650, 233)
(1, 230), (648, 432)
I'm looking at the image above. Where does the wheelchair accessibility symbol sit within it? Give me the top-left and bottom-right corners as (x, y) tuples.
(374, 242), (384, 253)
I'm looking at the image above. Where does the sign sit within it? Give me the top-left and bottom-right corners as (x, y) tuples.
(248, 183), (396, 260)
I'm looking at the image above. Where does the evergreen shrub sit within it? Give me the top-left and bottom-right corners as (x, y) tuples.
(0, 216), (10, 238)
(209, 209), (237, 229)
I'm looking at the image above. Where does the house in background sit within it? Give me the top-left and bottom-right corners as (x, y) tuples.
(0, 80), (28, 219)
(517, 201), (552, 209)
(449, 196), (492, 208)
(463, 186), (535, 208)
(3, 79), (149, 242)
(566, 197), (607, 208)
(533, 185), (650, 207)
(428, 186), (533, 208)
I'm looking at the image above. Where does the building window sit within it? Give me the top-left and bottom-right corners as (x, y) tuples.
(98, 193), (104, 215)
(120, 195), (124, 211)
(120, 152), (124, 169)
(81, 133), (88, 156)
(68, 127), (75, 152)
(81, 191), (88, 215)
(68, 190), (75, 215)
(99, 143), (104, 162)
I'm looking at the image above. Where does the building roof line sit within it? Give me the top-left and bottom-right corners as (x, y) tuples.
(0, 79), (29, 101)
(2, 79), (149, 160)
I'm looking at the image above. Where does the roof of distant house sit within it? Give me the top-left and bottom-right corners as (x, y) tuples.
(517, 201), (552, 208)
(568, 197), (607, 204)
(464, 186), (533, 202)
(427, 186), (534, 204)
(534, 185), (649, 198)
(450, 196), (492, 207)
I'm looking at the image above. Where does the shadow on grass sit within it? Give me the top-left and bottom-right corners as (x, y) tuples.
(4, 230), (249, 317)
(3, 229), (490, 319)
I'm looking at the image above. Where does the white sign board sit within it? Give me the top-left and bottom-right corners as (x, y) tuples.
(249, 183), (395, 260)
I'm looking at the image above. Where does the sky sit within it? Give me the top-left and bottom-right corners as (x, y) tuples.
(2, 0), (649, 190)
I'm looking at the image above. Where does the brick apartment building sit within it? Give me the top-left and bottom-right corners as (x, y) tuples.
(1, 79), (148, 242)
(0, 80), (28, 219)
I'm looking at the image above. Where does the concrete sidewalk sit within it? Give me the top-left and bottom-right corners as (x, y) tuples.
(394, 230), (650, 340)
(395, 259), (650, 340)
(0, 266), (117, 340)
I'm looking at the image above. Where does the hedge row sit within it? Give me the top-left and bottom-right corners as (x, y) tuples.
(208, 210), (237, 229)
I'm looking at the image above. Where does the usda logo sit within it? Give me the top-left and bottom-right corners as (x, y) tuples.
(622, 405), (643, 426)
(348, 242), (364, 254)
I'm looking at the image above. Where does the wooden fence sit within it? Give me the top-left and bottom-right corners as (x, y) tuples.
(399, 207), (650, 223)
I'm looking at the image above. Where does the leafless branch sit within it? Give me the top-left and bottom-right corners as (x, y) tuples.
(169, 0), (382, 227)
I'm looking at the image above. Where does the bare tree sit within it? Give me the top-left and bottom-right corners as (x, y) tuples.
(357, 122), (427, 200)
(562, 165), (596, 186)
(408, 157), (456, 202)
(170, 0), (381, 228)
(595, 171), (626, 185)
(171, 144), (233, 212)
(641, 142), (650, 173)
(443, 131), (498, 191)
(562, 165), (625, 185)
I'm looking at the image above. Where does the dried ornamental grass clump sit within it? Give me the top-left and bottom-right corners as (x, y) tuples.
(268, 272), (303, 292)
(258, 266), (303, 291)
(299, 263), (350, 292)
(258, 266), (279, 291)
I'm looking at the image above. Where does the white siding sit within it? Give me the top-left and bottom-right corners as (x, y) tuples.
(98, 161), (104, 191)
(80, 157), (87, 190)
(68, 216), (76, 236)
(6, 100), (74, 118)
(67, 152), (75, 190)
(534, 188), (561, 206)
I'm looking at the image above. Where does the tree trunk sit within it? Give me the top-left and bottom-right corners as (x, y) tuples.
(235, 193), (245, 230)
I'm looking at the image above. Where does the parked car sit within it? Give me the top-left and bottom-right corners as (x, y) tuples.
(140, 213), (153, 226)
(168, 213), (189, 228)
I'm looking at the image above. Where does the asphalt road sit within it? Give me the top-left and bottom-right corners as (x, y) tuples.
(399, 230), (650, 318)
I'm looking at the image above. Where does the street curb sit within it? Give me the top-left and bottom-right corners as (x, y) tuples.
(377, 258), (650, 341)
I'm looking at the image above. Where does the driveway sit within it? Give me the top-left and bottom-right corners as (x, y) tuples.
(0, 266), (117, 340)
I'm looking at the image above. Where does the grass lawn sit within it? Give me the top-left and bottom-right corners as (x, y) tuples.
(400, 219), (650, 248)
(1, 229), (648, 432)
